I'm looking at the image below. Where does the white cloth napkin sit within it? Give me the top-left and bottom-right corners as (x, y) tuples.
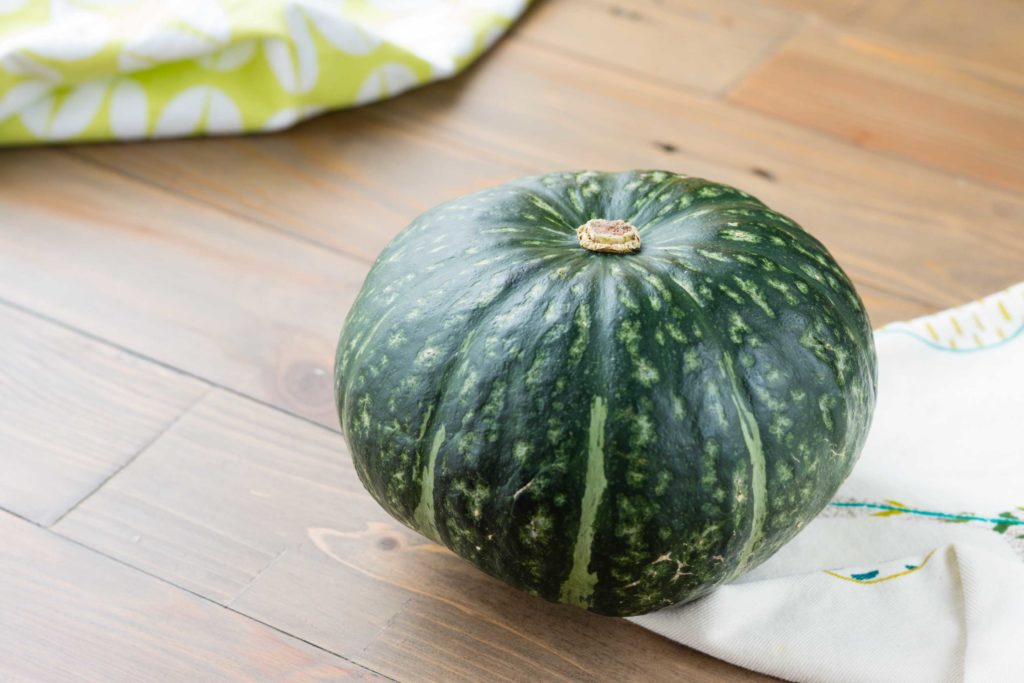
(632, 282), (1024, 683)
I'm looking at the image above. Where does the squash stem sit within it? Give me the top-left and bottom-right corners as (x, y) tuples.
(577, 219), (641, 253)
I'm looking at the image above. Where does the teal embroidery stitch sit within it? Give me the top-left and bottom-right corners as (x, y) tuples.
(875, 324), (1023, 353)
(830, 501), (1024, 532)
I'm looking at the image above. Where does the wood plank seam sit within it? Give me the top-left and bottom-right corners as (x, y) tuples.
(1, 510), (395, 679)
(511, 32), (721, 100)
(47, 388), (213, 528)
(714, 11), (810, 97)
(357, 596), (414, 657)
(513, 30), (1024, 201)
(0, 296), (346, 438)
(725, 19), (1024, 194)
(0, 501), (397, 679)
(39, 517), (399, 682)
(225, 546), (291, 608)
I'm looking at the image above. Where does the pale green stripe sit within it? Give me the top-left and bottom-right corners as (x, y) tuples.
(559, 396), (608, 607)
(413, 425), (446, 543)
(722, 353), (768, 573)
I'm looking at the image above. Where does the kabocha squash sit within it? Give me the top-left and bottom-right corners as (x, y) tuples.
(335, 170), (877, 616)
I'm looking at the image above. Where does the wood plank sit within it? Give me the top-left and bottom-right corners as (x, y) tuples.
(754, 0), (866, 23)
(56, 390), (767, 682)
(369, 40), (1024, 310)
(0, 150), (369, 428)
(517, 0), (798, 95)
(0, 511), (384, 681)
(0, 303), (206, 525)
(68, 109), (528, 264)
(729, 26), (1024, 193)
(759, 0), (1024, 83)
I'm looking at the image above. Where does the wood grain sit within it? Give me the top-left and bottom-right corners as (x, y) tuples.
(0, 511), (384, 681)
(371, 39), (1024, 310)
(0, 303), (206, 525)
(0, 150), (368, 428)
(729, 26), (1024, 193)
(55, 390), (765, 682)
(66, 51), (1017, 318)
(518, 0), (798, 94)
(762, 0), (1024, 83)
(757, 0), (864, 23)
(67, 112), (526, 264)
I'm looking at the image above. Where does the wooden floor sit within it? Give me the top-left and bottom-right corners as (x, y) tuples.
(2, 1), (1022, 680)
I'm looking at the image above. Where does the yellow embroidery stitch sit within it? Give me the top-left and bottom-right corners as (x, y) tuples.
(824, 549), (937, 585)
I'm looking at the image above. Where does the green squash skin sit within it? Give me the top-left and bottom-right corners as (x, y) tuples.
(335, 170), (877, 617)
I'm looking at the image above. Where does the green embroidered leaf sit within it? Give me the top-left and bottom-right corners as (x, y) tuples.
(883, 500), (908, 508)
(872, 509), (905, 517)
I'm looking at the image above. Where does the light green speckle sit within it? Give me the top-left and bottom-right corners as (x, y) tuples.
(617, 319), (642, 355)
(819, 394), (836, 431)
(728, 312), (752, 344)
(530, 195), (562, 218)
(697, 249), (731, 263)
(719, 284), (744, 305)
(525, 352), (547, 388)
(568, 187), (584, 213)
(568, 304), (591, 366)
(671, 393), (686, 419)
(415, 346), (442, 367)
(735, 277), (775, 318)
(513, 441), (530, 463)
(766, 277), (799, 305)
(721, 229), (761, 243)
(665, 322), (686, 343)
(801, 264), (824, 283)
(633, 358), (660, 387)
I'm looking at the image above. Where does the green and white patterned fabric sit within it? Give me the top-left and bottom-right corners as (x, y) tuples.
(0, 0), (528, 144)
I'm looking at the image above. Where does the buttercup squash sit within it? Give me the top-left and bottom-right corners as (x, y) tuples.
(335, 170), (877, 616)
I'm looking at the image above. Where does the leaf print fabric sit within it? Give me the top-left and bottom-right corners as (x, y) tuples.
(0, 0), (529, 144)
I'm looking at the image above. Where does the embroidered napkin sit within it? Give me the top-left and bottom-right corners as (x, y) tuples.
(633, 282), (1024, 683)
(0, 0), (528, 144)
